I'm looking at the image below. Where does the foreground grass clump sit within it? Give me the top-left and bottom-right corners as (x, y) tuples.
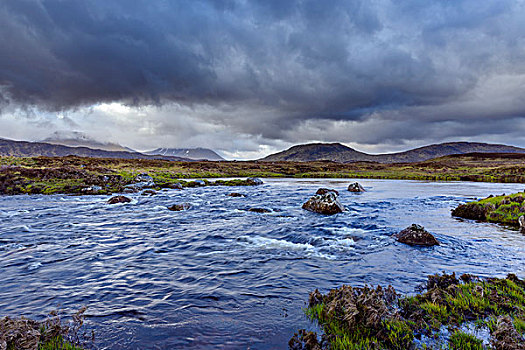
(291, 273), (525, 349)
(452, 192), (525, 225)
(0, 308), (91, 350)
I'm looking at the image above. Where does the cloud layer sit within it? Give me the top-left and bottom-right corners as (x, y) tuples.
(1, 0), (525, 158)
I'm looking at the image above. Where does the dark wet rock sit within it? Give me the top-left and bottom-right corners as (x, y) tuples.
(167, 203), (191, 211)
(248, 207), (271, 213)
(136, 173), (154, 182)
(395, 224), (439, 246)
(519, 216), (525, 233)
(123, 187), (138, 194)
(141, 189), (157, 196)
(228, 192), (245, 197)
(492, 315), (524, 350)
(348, 182), (365, 192)
(247, 177), (264, 185)
(302, 192), (345, 215)
(288, 329), (322, 350)
(107, 195), (131, 204)
(315, 188), (339, 196)
(451, 203), (487, 220)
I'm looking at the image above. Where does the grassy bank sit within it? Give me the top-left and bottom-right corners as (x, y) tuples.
(291, 273), (524, 349)
(1, 153), (525, 195)
(452, 192), (525, 226)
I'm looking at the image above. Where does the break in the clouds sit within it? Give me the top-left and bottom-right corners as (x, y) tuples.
(1, 0), (525, 158)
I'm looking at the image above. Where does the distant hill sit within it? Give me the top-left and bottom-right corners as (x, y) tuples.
(42, 131), (134, 152)
(263, 142), (525, 163)
(0, 138), (189, 161)
(146, 147), (224, 161)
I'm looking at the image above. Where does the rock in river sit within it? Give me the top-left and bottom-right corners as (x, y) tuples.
(302, 190), (345, 215)
(228, 192), (245, 197)
(141, 189), (157, 196)
(247, 177), (264, 185)
(395, 224), (439, 246)
(316, 188), (339, 196)
(248, 207), (271, 213)
(348, 182), (365, 192)
(168, 203), (191, 211)
(107, 195), (132, 204)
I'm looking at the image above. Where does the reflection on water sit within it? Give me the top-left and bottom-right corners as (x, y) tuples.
(0, 179), (524, 349)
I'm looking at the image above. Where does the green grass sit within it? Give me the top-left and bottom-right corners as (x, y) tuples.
(448, 331), (483, 350)
(301, 274), (525, 349)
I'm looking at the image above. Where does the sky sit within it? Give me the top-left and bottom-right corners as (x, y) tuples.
(1, 0), (525, 159)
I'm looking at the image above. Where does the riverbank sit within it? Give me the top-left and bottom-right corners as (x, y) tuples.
(2, 152), (525, 195)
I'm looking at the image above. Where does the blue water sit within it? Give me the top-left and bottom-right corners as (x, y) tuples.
(0, 179), (524, 349)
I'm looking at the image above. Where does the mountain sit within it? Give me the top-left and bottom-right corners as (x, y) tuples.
(146, 148), (224, 161)
(0, 138), (189, 161)
(42, 131), (134, 152)
(262, 142), (525, 163)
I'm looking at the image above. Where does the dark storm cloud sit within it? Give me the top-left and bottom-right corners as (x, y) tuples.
(1, 0), (525, 152)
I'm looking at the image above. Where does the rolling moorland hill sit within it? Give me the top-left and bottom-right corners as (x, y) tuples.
(0, 138), (189, 161)
(146, 147), (224, 161)
(262, 142), (525, 163)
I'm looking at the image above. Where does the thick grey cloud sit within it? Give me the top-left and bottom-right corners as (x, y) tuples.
(1, 0), (525, 158)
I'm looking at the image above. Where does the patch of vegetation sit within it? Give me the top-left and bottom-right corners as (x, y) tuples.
(0, 308), (92, 350)
(452, 192), (525, 226)
(291, 273), (525, 349)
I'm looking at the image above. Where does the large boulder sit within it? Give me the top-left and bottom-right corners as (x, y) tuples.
(348, 182), (365, 192)
(395, 224), (439, 246)
(107, 195), (131, 204)
(302, 191), (345, 215)
(167, 203), (191, 211)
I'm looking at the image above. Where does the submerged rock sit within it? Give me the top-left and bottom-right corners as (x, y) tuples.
(107, 195), (131, 204)
(302, 191), (345, 215)
(167, 203), (191, 211)
(395, 224), (439, 246)
(228, 192), (245, 197)
(248, 207), (271, 213)
(141, 189), (157, 196)
(348, 182), (365, 192)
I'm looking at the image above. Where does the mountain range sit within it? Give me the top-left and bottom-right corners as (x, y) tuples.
(262, 142), (525, 163)
(0, 138), (188, 161)
(146, 148), (224, 161)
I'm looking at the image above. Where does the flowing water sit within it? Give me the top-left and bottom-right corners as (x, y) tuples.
(1, 179), (524, 349)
